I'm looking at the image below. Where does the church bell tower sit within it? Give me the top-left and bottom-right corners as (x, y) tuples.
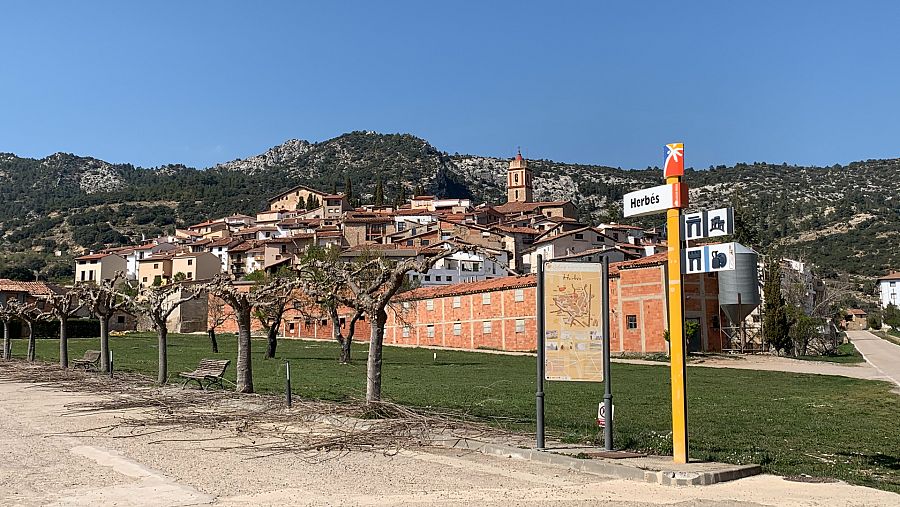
(506, 149), (533, 203)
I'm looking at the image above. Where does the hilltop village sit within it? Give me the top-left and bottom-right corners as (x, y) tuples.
(53, 152), (733, 355)
(2, 152), (892, 355)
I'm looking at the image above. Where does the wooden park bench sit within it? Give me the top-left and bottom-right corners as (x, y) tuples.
(179, 359), (231, 390)
(72, 350), (101, 371)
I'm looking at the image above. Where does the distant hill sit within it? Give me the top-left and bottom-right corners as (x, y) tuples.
(0, 131), (898, 280)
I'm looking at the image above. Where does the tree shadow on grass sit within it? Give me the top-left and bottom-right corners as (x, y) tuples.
(838, 451), (900, 470)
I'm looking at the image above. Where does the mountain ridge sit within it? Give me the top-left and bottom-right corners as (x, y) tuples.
(0, 131), (898, 280)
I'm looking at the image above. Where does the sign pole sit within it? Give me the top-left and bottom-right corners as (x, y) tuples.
(666, 176), (689, 464)
(601, 255), (613, 451)
(535, 254), (546, 450)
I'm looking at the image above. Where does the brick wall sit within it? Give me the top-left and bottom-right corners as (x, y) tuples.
(209, 258), (721, 355)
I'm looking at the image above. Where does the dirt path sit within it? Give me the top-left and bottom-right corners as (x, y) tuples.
(1, 376), (897, 506)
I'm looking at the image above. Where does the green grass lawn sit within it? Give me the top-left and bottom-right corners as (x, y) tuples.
(11, 333), (900, 493)
(798, 341), (866, 364)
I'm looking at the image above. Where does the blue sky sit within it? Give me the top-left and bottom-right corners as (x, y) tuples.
(1, 1), (898, 169)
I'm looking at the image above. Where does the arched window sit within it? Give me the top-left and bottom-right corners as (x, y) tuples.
(514, 173), (519, 183)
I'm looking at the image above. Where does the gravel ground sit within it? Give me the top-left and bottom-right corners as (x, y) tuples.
(0, 370), (898, 506)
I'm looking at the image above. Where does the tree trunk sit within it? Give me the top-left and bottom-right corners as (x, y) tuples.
(208, 328), (219, 353)
(264, 316), (280, 359)
(330, 307), (350, 364)
(100, 316), (111, 373)
(235, 306), (254, 393)
(2, 320), (10, 360)
(26, 322), (35, 362)
(157, 325), (168, 385)
(340, 334), (352, 364)
(365, 308), (387, 404)
(59, 316), (69, 368)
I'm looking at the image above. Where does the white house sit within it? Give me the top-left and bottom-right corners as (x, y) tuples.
(521, 227), (617, 273)
(409, 243), (510, 287)
(125, 242), (176, 279)
(206, 238), (243, 273)
(878, 272), (900, 308)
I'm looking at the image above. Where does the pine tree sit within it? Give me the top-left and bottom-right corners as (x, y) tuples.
(374, 175), (384, 207)
(763, 259), (791, 354)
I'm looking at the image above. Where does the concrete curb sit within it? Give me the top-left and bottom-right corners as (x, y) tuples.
(432, 437), (761, 486)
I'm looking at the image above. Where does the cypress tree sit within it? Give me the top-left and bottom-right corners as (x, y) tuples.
(374, 176), (384, 207)
(344, 176), (353, 202)
(763, 259), (791, 354)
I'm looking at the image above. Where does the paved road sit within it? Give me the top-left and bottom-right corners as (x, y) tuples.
(847, 330), (900, 389)
(1, 379), (898, 506)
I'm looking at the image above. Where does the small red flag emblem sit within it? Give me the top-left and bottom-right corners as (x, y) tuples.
(664, 143), (684, 178)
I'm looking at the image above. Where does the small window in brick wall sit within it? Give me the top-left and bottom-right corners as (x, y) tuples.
(482, 293), (491, 305)
(402, 326), (410, 338)
(453, 322), (462, 335)
(514, 289), (524, 302)
(483, 321), (492, 334)
(427, 325), (435, 338)
(426, 299), (434, 311)
(452, 296), (461, 308)
(515, 319), (525, 333)
(627, 315), (638, 329)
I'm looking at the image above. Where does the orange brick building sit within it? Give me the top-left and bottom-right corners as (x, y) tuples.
(378, 253), (721, 354)
(214, 253), (723, 354)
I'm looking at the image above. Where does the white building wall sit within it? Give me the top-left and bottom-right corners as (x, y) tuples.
(880, 280), (899, 308)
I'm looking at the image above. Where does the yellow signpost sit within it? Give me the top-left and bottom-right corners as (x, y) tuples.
(665, 142), (689, 464)
(623, 142), (689, 463)
(666, 180), (689, 464)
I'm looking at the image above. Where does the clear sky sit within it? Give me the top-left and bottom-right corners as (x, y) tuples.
(2, 1), (898, 170)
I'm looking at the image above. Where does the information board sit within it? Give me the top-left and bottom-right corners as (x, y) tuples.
(543, 261), (604, 382)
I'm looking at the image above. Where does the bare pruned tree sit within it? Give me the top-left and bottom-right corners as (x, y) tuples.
(7, 300), (41, 362)
(296, 246), (364, 364)
(248, 268), (299, 359)
(205, 275), (298, 393)
(75, 273), (133, 373)
(0, 301), (15, 360)
(132, 283), (201, 384)
(207, 294), (232, 354)
(39, 290), (83, 368)
(301, 243), (470, 404)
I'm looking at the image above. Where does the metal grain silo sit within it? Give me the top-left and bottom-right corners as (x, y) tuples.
(718, 243), (760, 327)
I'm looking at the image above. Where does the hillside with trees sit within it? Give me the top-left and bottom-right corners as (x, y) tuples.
(1, 131), (898, 281)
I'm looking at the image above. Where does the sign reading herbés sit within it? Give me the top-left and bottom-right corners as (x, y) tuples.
(622, 182), (688, 218)
(543, 261), (604, 382)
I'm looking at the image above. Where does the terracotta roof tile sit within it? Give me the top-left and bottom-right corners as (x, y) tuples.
(0, 279), (59, 295)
